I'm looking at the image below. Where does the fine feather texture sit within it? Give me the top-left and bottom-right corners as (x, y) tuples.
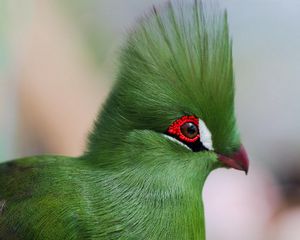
(87, 0), (239, 158)
(0, 1), (240, 239)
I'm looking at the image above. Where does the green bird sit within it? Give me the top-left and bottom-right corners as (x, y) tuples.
(0, 1), (249, 239)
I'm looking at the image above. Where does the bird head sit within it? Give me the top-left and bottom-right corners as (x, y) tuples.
(86, 1), (249, 180)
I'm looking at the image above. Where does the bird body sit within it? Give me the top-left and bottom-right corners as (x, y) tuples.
(0, 1), (249, 239)
(0, 152), (212, 239)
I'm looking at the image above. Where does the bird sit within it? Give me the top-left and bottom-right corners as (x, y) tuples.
(0, 1), (249, 239)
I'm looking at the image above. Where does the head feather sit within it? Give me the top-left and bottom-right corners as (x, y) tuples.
(87, 0), (240, 156)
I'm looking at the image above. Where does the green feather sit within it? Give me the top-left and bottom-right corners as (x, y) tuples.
(0, 1), (241, 239)
(87, 0), (239, 158)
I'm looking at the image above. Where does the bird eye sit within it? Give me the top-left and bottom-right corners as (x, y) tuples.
(180, 122), (199, 139)
(165, 115), (200, 143)
(165, 115), (213, 152)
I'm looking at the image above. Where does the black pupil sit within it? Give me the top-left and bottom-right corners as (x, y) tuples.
(187, 124), (197, 134)
(180, 122), (198, 139)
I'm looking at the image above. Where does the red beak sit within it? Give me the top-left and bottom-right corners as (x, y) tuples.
(218, 145), (249, 174)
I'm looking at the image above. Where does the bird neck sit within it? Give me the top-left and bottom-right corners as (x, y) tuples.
(92, 166), (208, 239)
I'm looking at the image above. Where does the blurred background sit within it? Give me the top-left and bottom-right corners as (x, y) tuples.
(0, 0), (299, 239)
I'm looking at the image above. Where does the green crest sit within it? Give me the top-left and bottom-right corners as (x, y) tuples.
(87, 0), (240, 157)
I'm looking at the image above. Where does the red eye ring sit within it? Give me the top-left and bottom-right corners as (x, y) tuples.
(166, 116), (200, 143)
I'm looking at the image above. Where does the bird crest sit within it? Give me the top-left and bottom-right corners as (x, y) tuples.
(88, 0), (239, 156)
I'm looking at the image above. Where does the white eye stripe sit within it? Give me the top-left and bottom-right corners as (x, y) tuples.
(163, 135), (192, 151)
(199, 119), (214, 151)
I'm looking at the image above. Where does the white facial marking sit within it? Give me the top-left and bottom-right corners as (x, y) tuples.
(199, 119), (214, 151)
(163, 135), (192, 151)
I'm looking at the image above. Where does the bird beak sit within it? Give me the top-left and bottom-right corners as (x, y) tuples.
(217, 145), (249, 174)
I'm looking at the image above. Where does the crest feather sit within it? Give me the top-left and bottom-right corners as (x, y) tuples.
(87, 0), (239, 155)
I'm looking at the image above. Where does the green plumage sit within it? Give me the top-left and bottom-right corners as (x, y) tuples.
(0, 1), (241, 239)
